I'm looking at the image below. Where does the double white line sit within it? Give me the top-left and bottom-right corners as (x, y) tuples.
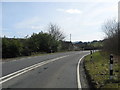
(0, 55), (69, 84)
(1, 52), (89, 89)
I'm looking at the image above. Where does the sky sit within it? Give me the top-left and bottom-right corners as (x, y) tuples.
(1, 0), (119, 42)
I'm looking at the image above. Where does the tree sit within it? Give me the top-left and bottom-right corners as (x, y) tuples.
(27, 32), (59, 53)
(2, 38), (22, 58)
(102, 19), (119, 55)
(47, 23), (65, 41)
(2, 23), (66, 58)
(103, 19), (118, 38)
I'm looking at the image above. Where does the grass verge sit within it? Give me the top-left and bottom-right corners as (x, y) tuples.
(84, 51), (119, 89)
(2, 50), (71, 62)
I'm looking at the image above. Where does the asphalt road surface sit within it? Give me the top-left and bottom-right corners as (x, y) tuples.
(1, 51), (90, 88)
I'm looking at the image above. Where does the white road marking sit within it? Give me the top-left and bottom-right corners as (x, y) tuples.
(1, 51), (90, 87)
(0, 55), (69, 84)
(77, 53), (90, 89)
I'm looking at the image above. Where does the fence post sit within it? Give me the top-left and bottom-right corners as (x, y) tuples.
(90, 50), (92, 62)
(110, 54), (113, 80)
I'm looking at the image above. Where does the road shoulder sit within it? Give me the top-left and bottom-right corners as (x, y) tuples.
(79, 57), (90, 89)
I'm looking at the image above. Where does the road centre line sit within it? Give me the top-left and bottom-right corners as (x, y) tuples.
(0, 55), (69, 84)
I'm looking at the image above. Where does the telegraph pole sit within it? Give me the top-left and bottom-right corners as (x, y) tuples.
(70, 34), (71, 42)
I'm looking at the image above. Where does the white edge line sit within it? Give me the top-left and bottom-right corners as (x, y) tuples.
(77, 53), (90, 89)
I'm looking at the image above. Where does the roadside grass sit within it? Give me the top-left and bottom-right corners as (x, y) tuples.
(84, 51), (119, 88)
(2, 50), (71, 62)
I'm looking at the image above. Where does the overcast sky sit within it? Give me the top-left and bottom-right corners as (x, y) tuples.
(1, 0), (119, 42)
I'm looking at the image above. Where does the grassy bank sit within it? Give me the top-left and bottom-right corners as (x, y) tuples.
(84, 51), (119, 89)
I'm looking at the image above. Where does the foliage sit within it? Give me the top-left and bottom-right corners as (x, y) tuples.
(2, 23), (67, 58)
(2, 38), (22, 58)
(74, 40), (103, 50)
(48, 23), (65, 41)
(102, 19), (119, 55)
(27, 32), (59, 53)
(84, 51), (119, 88)
(2, 32), (60, 58)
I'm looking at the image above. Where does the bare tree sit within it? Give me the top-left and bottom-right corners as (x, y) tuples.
(102, 19), (119, 55)
(47, 23), (65, 41)
(103, 19), (118, 38)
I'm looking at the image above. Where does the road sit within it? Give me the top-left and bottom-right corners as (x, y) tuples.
(1, 51), (90, 88)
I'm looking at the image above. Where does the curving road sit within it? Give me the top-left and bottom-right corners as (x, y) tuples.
(1, 51), (90, 88)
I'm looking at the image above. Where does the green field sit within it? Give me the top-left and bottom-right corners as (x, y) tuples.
(84, 51), (119, 88)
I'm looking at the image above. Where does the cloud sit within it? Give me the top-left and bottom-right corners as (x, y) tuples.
(57, 8), (82, 14)
(14, 17), (42, 30)
(31, 26), (42, 30)
(66, 9), (82, 14)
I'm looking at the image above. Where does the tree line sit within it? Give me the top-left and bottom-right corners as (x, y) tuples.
(73, 40), (103, 51)
(2, 21), (112, 59)
(2, 23), (67, 58)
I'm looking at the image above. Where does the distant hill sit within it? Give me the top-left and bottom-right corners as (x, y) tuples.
(72, 40), (103, 50)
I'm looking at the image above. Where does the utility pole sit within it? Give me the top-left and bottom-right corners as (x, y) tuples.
(118, 2), (120, 36)
(70, 34), (71, 42)
(68, 34), (72, 51)
(118, 2), (120, 24)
